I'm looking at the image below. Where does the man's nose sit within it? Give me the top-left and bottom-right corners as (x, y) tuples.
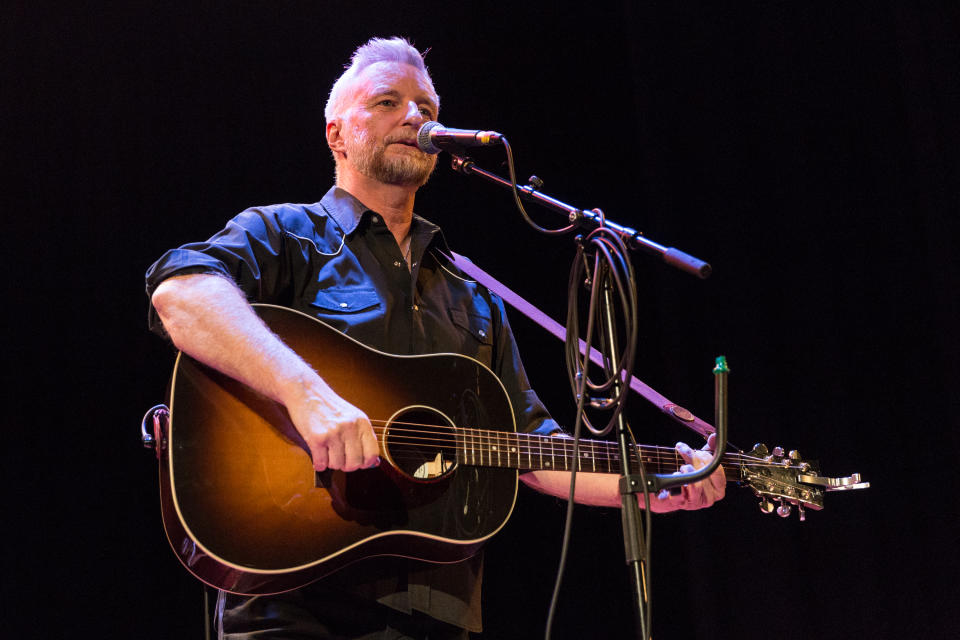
(404, 101), (427, 125)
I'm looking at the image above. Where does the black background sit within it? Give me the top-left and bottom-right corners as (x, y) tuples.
(5, 2), (958, 638)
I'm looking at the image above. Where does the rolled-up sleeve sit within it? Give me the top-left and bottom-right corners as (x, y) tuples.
(144, 208), (287, 335)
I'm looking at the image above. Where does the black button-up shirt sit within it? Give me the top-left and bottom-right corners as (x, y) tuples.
(145, 185), (559, 631)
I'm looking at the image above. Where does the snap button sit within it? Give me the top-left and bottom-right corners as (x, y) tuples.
(393, 261), (402, 267)
(478, 329), (487, 339)
(370, 215), (379, 223)
(339, 302), (349, 308)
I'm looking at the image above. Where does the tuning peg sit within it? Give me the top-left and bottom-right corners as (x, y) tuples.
(797, 503), (806, 522)
(772, 446), (785, 458)
(789, 450), (801, 461)
(776, 498), (792, 518)
(759, 497), (776, 514)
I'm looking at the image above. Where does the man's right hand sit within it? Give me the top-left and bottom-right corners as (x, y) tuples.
(152, 274), (380, 473)
(284, 382), (381, 472)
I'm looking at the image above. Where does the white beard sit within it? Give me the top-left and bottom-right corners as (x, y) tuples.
(346, 126), (437, 187)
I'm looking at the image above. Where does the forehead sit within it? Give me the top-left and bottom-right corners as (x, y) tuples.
(350, 61), (438, 106)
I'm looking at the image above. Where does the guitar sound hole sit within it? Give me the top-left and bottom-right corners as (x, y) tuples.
(384, 406), (457, 481)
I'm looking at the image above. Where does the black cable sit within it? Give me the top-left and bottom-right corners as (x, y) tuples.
(502, 137), (577, 236)
(544, 233), (607, 640)
(497, 140), (653, 639)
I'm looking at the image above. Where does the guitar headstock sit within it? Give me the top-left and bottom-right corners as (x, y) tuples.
(738, 443), (870, 521)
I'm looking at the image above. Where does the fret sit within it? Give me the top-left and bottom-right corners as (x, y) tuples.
(453, 430), (724, 475)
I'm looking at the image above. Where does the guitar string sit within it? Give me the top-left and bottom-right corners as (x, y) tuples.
(372, 425), (698, 465)
(370, 445), (784, 472)
(352, 420), (782, 471)
(367, 421), (770, 467)
(369, 450), (784, 473)
(366, 419), (768, 463)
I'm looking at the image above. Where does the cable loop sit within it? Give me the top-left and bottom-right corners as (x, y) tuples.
(564, 225), (639, 437)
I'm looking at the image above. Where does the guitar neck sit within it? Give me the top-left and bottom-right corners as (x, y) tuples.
(455, 428), (738, 477)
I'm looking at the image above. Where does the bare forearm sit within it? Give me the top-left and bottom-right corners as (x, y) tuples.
(520, 470), (623, 507)
(151, 274), (321, 406)
(520, 435), (727, 512)
(151, 273), (379, 471)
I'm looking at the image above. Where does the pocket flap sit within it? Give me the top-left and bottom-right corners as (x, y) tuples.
(310, 287), (381, 313)
(449, 307), (493, 344)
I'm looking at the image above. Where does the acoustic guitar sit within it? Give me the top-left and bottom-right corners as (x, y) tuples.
(148, 304), (867, 595)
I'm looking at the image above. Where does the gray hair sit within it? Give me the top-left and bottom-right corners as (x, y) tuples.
(324, 37), (438, 123)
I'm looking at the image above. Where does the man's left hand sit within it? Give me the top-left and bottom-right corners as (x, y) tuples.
(648, 433), (726, 513)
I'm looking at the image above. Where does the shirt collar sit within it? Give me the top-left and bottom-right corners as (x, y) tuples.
(318, 185), (368, 235)
(317, 185), (451, 253)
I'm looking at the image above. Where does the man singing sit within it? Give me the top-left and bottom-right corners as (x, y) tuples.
(146, 36), (724, 639)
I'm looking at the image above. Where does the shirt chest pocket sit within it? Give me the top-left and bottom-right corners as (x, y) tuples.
(449, 307), (494, 365)
(309, 287), (382, 313)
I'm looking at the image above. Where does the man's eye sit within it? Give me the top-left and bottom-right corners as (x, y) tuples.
(378, 99), (396, 107)
(420, 107), (434, 118)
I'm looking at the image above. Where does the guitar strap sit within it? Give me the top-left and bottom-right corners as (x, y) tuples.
(447, 251), (716, 438)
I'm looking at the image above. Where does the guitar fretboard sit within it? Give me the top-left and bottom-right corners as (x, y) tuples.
(454, 428), (734, 475)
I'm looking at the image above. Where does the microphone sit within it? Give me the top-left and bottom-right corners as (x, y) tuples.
(416, 121), (503, 154)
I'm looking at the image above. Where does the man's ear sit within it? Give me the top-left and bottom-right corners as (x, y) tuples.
(326, 119), (346, 156)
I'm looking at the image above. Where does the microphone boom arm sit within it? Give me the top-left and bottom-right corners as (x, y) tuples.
(449, 155), (712, 279)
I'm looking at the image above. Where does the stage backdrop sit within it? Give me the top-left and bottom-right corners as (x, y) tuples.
(5, 2), (958, 638)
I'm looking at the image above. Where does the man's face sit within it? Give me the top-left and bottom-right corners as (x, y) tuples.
(336, 61), (439, 187)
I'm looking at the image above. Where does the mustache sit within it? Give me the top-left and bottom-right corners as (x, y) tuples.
(384, 135), (420, 147)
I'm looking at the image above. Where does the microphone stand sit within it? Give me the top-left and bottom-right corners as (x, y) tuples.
(449, 156), (712, 280)
(450, 154), (729, 639)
